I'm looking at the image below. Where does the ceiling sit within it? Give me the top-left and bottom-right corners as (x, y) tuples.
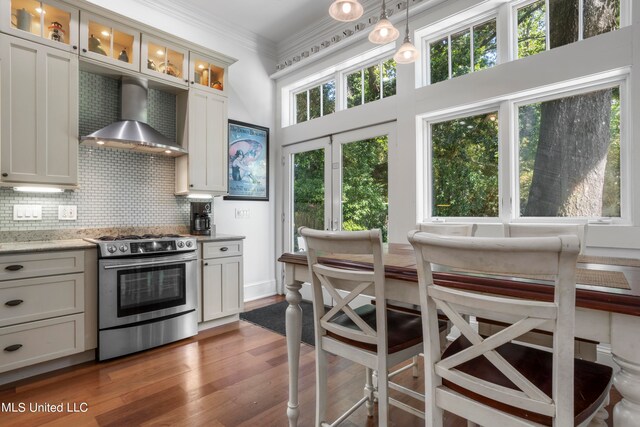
(185, 0), (332, 44)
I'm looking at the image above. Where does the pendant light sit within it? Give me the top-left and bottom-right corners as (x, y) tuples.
(368, 0), (399, 44)
(329, 0), (364, 22)
(394, 0), (419, 64)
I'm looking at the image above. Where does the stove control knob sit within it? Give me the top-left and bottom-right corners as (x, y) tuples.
(177, 241), (184, 248)
(186, 241), (193, 248)
(107, 245), (117, 253)
(119, 245), (128, 252)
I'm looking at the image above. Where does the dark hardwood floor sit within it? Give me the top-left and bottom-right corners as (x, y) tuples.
(0, 296), (618, 426)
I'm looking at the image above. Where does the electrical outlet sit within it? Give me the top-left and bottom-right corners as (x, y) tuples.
(13, 205), (42, 221)
(235, 208), (250, 219)
(58, 205), (77, 220)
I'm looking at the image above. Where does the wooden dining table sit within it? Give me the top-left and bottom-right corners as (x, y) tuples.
(278, 243), (640, 427)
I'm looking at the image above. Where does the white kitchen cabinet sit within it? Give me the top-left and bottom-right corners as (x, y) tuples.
(141, 34), (188, 87)
(0, 34), (78, 186)
(0, 0), (79, 53)
(189, 51), (227, 96)
(176, 89), (228, 195)
(0, 249), (90, 374)
(201, 240), (243, 322)
(79, 11), (139, 72)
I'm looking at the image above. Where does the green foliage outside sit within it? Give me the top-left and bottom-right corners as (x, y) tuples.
(293, 149), (325, 252)
(346, 59), (396, 108)
(431, 113), (499, 217)
(295, 80), (336, 124)
(517, 0), (546, 58)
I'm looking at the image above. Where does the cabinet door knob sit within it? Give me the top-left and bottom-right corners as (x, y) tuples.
(190, 184), (194, 188)
(5, 265), (24, 271)
(82, 48), (87, 53)
(1, 173), (7, 177)
(5, 299), (23, 307)
(220, 247), (229, 252)
(191, 81), (195, 84)
(204, 262), (209, 266)
(4, 344), (22, 352)
(72, 45), (78, 50)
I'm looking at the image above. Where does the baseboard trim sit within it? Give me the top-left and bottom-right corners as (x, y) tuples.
(244, 279), (277, 302)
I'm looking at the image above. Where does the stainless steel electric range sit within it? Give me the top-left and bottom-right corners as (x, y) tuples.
(85, 234), (198, 361)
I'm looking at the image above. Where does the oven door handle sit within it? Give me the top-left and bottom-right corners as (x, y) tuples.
(103, 258), (195, 270)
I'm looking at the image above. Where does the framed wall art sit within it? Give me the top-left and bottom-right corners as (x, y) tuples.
(225, 120), (269, 201)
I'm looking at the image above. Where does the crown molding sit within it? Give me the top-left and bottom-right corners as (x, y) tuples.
(130, 0), (278, 60)
(274, 0), (445, 74)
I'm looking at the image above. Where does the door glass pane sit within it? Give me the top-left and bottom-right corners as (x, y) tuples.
(341, 137), (389, 241)
(42, 3), (71, 46)
(209, 64), (224, 91)
(363, 64), (381, 104)
(518, 87), (620, 217)
(473, 20), (497, 71)
(430, 37), (449, 84)
(194, 59), (211, 86)
(88, 21), (111, 57)
(451, 29), (471, 78)
(117, 264), (186, 317)
(112, 29), (134, 63)
(583, 0), (620, 39)
(164, 48), (184, 79)
(431, 112), (499, 217)
(11, 0), (41, 37)
(147, 42), (165, 72)
(293, 149), (325, 252)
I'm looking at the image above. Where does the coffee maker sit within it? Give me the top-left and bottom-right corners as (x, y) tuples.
(190, 202), (212, 236)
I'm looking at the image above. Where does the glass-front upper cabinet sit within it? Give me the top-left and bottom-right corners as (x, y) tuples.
(189, 52), (227, 95)
(79, 12), (139, 72)
(0, 0), (78, 52)
(141, 34), (188, 87)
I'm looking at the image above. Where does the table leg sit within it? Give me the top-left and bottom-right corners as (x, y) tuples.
(611, 313), (640, 427)
(286, 278), (303, 427)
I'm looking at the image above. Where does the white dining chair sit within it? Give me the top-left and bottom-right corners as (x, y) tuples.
(408, 231), (613, 427)
(299, 227), (425, 426)
(418, 222), (478, 236)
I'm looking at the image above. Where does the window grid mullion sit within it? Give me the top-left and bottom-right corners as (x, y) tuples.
(447, 35), (452, 79)
(379, 62), (384, 99)
(306, 90), (310, 121)
(545, 0), (550, 51)
(470, 24), (475, 73)
(578, 0), (584, 41)
(320, 84), (324, 117)
(361, 68), (365, 105)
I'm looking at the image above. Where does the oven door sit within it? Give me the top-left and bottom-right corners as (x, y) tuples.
(99, 251), (197, 329)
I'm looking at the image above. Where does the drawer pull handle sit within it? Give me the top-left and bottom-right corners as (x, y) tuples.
(5, 299), (23, 307)
(220, 247), (229, 252)
(4, 344), (22, 352)
(5, 265), (24, 271)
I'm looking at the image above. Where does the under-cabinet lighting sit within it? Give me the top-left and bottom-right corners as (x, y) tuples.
(186, 194), (213, 199)
(164, 150), (172, 154)
(14, 186), (63, 193)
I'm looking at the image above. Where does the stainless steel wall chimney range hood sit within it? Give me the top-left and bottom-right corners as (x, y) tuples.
(81, 77), (187, 157)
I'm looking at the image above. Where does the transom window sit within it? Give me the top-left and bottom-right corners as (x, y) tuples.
(294, 80), (336, 124)
(428, 18), (497, 85)
(345, 58), (396, 108)
(515, 0), (621, 59)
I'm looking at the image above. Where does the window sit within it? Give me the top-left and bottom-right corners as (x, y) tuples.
(431, 111), (499, 217)
(346, 58), (396, 109)
(515, 0), (621, 59)
(518, 85), (620, 217)
(424, 79), (625, 221)
(294, 80), (335, 124)
(428, 18), (497, 85)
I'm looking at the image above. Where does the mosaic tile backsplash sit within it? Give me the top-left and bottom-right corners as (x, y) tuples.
(0, 72), (187, 232)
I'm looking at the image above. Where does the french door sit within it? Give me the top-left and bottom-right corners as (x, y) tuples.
(283, 123), (394, 254)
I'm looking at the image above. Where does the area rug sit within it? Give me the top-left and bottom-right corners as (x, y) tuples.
(241, 300), (319, 346)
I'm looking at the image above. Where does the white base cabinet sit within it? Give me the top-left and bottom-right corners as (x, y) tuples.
(200, 240), (243, 322)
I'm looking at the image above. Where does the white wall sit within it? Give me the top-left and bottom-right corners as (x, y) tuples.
(274, 0), (640, 275)
(86, 0), (278, 299)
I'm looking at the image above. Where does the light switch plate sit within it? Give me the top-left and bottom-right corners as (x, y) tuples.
(13, 205), (42, 221)
(58, 205), (77, 220)
(235, 208), (250, 219)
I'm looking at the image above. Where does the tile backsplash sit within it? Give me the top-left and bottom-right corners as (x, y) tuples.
(0, 71), (188, 232)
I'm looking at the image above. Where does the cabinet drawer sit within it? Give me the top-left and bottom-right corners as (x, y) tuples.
(0, 251), (84, 281)
(0, 274), (84, 327)
(0, 314), (84, 373)
(202, 241), (242, 259)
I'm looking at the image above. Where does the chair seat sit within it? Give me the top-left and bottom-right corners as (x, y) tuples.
(327, 304), (445, 354)
(441, 336), (613, 426)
